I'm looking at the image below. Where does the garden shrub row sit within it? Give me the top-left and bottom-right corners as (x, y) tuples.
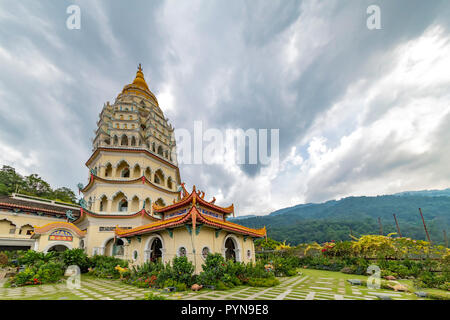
(2, 249), (130, 287)
(256, 236), (450, 291)
(122, 253), (298, 292)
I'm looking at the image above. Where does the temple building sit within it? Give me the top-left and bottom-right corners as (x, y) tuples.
(0, 65), (266, 272)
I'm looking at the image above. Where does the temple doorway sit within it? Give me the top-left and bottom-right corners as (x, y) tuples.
(47, 244), (69, 253)
(225, 237), (236, 262)
(150, 238), (162, 262)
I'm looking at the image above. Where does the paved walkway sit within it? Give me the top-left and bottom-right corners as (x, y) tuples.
(0, 273), (419, 300)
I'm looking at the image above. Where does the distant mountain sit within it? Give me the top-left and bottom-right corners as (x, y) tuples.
(234, 191), (450, 246)
(393, 188), (450, 197)
(230, 215), (257, 220)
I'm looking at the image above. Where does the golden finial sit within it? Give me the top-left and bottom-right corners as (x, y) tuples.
(138, 63), (142, 72)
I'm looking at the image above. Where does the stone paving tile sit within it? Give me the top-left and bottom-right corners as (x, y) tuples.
(0, 273), (415, 301)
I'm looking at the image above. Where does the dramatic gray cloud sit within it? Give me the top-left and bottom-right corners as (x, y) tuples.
(1, 0), (450, 215)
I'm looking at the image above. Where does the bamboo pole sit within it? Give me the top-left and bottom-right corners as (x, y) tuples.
(378, 217), (383, 235)
(393, 214), (402, 237)
(443, 230), (448, 248)
(419, 208), (431, 243)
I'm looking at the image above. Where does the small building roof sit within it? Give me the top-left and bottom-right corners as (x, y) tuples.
(32, 221), (86, 238)
(0, 194), (81, 218)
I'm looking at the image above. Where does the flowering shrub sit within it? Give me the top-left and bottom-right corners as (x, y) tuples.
(89, 255), (128, 278)
(171, 256), (195, 286)
(8, 261), (64, 286)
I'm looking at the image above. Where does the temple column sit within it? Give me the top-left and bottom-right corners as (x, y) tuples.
(107, 198), (113, 213)
(144, 249), (152, 261)
(99, 165), (105, 177)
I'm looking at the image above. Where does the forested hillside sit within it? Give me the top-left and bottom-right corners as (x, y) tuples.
(0, 165), (77, 204)
(233, 194), (450, 245)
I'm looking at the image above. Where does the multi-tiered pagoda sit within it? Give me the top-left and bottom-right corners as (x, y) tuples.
(0, 65), (266, 272)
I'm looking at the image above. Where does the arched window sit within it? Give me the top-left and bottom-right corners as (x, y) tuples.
(154, 169), (164, 185)
(167, 177), (173, 189)
(131, 136), (136, 146)
(152, 142), (156, 152)
(121, 135), (128, 146)
(113, 136), (119, 145)
(225, 238), (236, 262)
(99, 195), (108, 212)
(150, 238), (163, 262)
(178, 247), (187, 257)
(155, 198), (166, 207)
(121, 167), (130, 178)
(131, 196), (139, 212)
(144, 167), (151, 180)
(144, 198), (151, 210)
(104, 163), (112, 177)
(113, 239), (124, 256)
(202, 247), (210, 259)
(133, 164), (141, 178)
(118, 199), (128, 212)
(157, 145), (163, 156)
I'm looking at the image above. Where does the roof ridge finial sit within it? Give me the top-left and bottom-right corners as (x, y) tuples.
(138, 63), (142, 72)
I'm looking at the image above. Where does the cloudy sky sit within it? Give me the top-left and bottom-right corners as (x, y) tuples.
(1, 0), (450, 216)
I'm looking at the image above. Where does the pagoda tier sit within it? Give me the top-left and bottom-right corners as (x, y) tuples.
(82, 65), (181, 217)
(92, 64), (177, 166)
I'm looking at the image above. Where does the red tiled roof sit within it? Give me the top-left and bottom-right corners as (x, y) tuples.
(152, 184), (234, 215)
(0, 195), (81, 218)
(116, 206), (266, 238)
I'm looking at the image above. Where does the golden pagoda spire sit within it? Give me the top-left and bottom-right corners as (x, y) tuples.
(132, 63), (150, 91)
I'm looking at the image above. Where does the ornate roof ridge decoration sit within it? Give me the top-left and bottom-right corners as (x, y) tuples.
(80, 173), (180, 195)
(115, 206), (266, 238)
(73, 207), (160, 224)
(152, 184), (234, 215)
(33, 222), (86, 237)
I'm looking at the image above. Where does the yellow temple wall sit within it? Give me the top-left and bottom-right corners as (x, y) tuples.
(124, 226), (256, 274)
(83, 184), (176, 213)
(0, 211), (63, 239)
(34, 231), (83, 252)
